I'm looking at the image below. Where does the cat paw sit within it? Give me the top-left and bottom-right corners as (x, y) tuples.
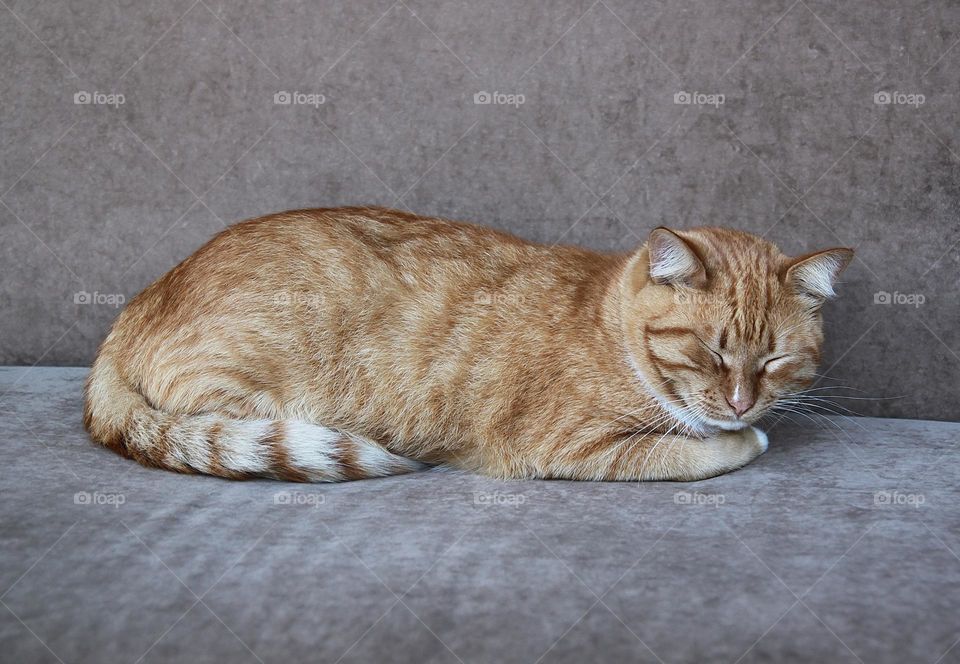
(748, 426), (769, 454)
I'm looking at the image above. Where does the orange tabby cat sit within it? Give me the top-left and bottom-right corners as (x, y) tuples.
(84, 206), (852, 482)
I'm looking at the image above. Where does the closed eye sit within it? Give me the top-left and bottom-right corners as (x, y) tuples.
(762, 355), (790, 373)
(695, 335), (724, 366)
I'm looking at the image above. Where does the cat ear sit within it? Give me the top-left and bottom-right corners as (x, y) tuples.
(647, 227), (707, 288)
(785, 248), (854, 300)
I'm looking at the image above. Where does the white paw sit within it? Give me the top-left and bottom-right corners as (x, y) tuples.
(750, 426), (769, 453)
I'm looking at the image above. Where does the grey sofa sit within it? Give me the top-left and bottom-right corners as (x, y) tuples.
(2, 366), (958, 664)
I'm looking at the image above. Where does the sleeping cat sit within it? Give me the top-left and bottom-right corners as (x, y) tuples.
(84, 206), (852, 482)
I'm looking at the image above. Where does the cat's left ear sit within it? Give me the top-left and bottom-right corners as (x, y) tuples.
(785, 248), (854, 300)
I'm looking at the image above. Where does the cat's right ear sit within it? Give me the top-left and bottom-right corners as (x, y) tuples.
(646, 227), (707, 289)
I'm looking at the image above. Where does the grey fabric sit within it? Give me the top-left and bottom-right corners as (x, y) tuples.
(2, 367), (959, 663)
(1, 1), (958, 420)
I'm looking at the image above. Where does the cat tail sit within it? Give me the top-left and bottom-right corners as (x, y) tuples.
(82, 351), (424, 482)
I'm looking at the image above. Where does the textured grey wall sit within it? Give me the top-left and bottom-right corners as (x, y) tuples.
(1, 1), (957, 421)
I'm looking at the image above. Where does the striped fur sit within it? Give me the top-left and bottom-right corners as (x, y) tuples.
(84, 207), (851, 482)
(84, 354), (422, 482)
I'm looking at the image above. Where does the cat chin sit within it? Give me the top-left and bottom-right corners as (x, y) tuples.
(627, 352), (754, 437)
(709, 418), (751, 431)
(678, 413), (750, 436)
(654, 401), (751, 437)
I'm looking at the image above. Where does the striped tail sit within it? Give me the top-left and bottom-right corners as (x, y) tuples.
(83, 354), (423, 482)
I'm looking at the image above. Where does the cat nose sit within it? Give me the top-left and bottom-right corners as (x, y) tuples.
(726, 388), (755, 418)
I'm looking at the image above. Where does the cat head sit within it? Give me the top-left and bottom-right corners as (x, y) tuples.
(620, 227), (853, 433)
